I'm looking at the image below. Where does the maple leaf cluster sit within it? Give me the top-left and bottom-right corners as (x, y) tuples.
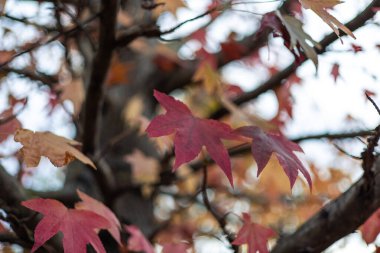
(146, 90), (312, 190)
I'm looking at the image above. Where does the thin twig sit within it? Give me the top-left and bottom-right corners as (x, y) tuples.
(0, 13), (100, 69)
(365, 92), (380, 116)
(201, 164), (237, 251)
(332, 143), (361, 160)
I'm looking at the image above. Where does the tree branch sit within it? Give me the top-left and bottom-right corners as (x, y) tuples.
(81, 0), (118, 155)
(271, 155), (380, 253)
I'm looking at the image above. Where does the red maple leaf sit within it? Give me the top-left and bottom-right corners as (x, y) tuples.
(22, 198), (110, 253)
(75, 190), (121, 245)
(125, 225), (155, 253)
(360, 208), (380, 244)
(145, 90), (240, 186)
(235, 126), (312, 189)
(232, 213), (276, 253)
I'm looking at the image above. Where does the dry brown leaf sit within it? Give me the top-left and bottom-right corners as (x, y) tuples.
(57, 78), (85, 117)
(299, 0), (355, 39)
(14, 129), (96, 169)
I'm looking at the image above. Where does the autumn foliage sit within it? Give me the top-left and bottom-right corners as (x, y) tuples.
(0, 0), (380, 253)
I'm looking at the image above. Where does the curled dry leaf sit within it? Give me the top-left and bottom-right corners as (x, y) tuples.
(277, 12), (321, 69)
(14, 129), (96, 169)
(299, 0), (355, 39)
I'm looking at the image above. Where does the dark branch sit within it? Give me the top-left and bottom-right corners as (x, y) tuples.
(271, 156), (380, 253)
(81, 1), (118, 155)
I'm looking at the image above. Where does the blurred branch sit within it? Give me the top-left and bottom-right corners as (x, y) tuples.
(81, 0), (118, 155)
(3, 14), (55, 32)
(291, 129), (374, 143)
(0, 232), (31, 247)
(201, 164), (237, 250)
(0, 13), (100, 69)
(1, 67), (58, 86)
(81, 0), (119, 199)
(114, 6), (218, 48)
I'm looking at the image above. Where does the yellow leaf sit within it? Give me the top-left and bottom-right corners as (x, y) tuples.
(193, 62), (221, 95)
(256, 154), (292, 199)
(299, 0), (355, 39)
(14, 129), (96, 169)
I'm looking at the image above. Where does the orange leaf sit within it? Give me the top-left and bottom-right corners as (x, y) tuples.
(14, 128), (96, 169)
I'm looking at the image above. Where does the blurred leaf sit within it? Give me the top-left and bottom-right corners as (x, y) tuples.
(124, 149), (160, 185)
(232, 213), (276, 253)
(56, 78), (85, 117)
